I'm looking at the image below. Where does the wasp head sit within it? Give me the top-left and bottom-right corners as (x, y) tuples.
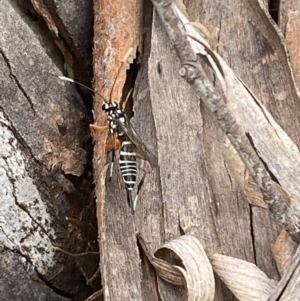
(102, 101), (118, 112)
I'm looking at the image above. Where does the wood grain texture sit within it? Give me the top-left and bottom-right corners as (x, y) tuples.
(146, 11), (252, 301)
(94, 1), (288, 298)
(6, 0), (299, 299)
(187, 0), (300, 147)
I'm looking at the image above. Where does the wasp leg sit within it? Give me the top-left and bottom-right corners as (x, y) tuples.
(104, 133), (122, 180)
(89, 124), (108, 132)
(104, 132), (122, 149)
(133, 159), (152, 212)
(89, 124), (108, 140)
(104, 148), (115, 181)
(103, 148), (114, 181)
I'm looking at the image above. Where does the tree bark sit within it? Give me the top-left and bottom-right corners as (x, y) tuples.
(0, 1), (99, 300)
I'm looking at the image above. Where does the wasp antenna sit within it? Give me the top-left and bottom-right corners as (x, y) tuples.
(122, 47), (134, 63)
(59, 76), (108, 103)
(58, 76), (76, 83)
(59, 76), (95, 93)
(109, 47), (134, 102)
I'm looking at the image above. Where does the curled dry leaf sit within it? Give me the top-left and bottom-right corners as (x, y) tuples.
(138, 235), (185, 285)
(206, 250), (277, 301)
(138, 234), (215, 301)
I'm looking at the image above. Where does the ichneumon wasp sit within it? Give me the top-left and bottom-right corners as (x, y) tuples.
(59, 50), (157, 213)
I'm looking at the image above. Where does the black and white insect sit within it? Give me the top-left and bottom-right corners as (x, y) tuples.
(100, 98), (157, 212)
(59, 75), (157, 213)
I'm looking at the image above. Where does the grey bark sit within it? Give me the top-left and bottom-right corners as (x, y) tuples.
(0, 1), (99, 300)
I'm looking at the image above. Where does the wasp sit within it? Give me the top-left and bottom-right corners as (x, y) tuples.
(94, 96), (157, 213)
(59, 57), (157, 213)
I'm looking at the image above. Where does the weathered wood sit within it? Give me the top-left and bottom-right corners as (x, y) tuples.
(184, 0), (300, 271)
(0, 1), (98, 300)
(74, 0), (300, 299)
(144, 0), (297, 298)
(144, 10), (252, 300)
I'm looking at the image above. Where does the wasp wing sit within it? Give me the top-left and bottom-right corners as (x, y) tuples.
(113, 117), (158, 168)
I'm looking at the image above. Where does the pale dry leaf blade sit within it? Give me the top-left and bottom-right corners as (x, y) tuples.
(158, 235), (215, 301)
(207, 251), (277, 301)
(217, 56), (300, 208)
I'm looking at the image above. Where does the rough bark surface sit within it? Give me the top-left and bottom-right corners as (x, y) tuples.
(0, 1), (98, 300)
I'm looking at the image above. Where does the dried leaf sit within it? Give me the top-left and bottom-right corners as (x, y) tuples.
(138, 235), (185, 285)
(178, 7), (300, 211)
(171, 3), (300, 239)
(139, 234), (215, 301)
(207, 251), (277, 301)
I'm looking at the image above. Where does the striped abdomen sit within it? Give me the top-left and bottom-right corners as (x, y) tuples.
(119, 141), (137, 190)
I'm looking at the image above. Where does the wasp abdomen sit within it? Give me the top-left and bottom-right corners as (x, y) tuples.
(119, 141), (137, 190)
